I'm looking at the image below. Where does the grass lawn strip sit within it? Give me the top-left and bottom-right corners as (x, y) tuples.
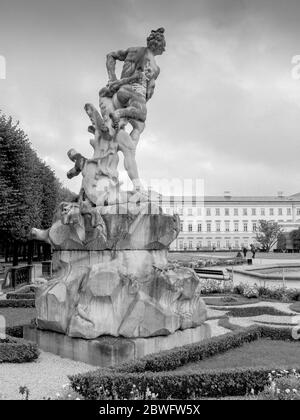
(174, 339), (300, 373)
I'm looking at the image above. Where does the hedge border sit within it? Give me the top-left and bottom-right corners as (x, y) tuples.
(0, 299), (35, 308)
(69, 325), (298, 400)
(0, 336), (39, 363)
(6, 293), (35, 300)
(211, 305), (291, 317)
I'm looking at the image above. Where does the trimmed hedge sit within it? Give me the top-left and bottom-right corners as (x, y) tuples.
(69, 325), (298, 399)
(0, 336), (39, 363)
(0, 299), (35, 308)
(212, 305), (290, 317)
(71, 366), (300, 400)
(6, 325), (24, 338)
(7, 293), (35, 300)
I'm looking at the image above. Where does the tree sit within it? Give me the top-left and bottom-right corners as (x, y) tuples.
(0, 112), (75, 264)
(290, 228), (300, 251)
(256, 220), (283, 252)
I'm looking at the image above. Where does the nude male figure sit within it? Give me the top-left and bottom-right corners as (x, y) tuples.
(99, 28), (166, 190)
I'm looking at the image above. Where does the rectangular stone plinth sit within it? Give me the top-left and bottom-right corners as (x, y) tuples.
(23, 323), (211, 367)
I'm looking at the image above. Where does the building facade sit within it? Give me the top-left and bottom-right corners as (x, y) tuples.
(160, 192), (300, 251)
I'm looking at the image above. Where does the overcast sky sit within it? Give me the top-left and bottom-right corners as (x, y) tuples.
(1, 0), (300, 196)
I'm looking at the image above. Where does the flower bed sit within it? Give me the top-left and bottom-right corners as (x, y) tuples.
(69, 325), (298, 400)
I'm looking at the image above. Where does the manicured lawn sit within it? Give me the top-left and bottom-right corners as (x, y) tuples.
(290, 302), (300, 313)
(175, 339), (300, 372)
(0, 307), (36, 327)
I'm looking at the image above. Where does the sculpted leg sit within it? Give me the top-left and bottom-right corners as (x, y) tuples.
(117, 121), (145, 189)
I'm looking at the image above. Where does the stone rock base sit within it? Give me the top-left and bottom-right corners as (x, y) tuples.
(24, 323), (211, 367)
(36, 249), (207, 339)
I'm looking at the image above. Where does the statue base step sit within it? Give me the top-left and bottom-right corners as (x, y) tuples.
(23, 323), (211, 367)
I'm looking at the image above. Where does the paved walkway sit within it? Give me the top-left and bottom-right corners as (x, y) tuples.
(0, 351), (97, 400)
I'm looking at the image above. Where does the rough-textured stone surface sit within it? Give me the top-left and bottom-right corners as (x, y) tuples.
(24, 322), (211, 367)
(36, 249), (207, 339)
(32, 204), (180, 251)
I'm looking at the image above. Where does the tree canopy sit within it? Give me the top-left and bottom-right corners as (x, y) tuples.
(0, 112), (75, 244)
(255, 220), (283, 252)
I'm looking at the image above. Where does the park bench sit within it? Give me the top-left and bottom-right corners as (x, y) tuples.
(194, 267), (230, 280)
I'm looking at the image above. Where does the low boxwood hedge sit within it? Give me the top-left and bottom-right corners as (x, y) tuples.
(0, 336), (39, 363)
(0, 299), (35, 308)
(69, 325), (297, 400)
(212, 305), (290, 317)
(6, 293), (35, 300)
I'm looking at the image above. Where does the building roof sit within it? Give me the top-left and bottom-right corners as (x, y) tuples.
(159, 193), (300, 204)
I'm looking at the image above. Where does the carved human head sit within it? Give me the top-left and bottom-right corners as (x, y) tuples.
(147, 27), (166, 55)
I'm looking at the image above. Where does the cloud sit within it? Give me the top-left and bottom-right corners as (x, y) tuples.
(1, 0), (300, 196)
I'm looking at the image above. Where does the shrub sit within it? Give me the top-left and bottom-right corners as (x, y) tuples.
(0, 336), (39, 363)
(255, 370), (300, 400)
(69, 325), (298, 400)
(211, 305), (290, 317)
(6, 325), (24, 338)
(0, 299), (35, 308)
(7, 293), (35, 300)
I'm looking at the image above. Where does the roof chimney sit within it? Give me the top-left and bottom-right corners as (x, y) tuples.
(277, 191), (284, 199)
(224, 191), (231, 200)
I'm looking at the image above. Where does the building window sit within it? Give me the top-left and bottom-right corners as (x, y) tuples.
(165, 207), (170, 214)
(207, 223), (211, 232)
(252, 222), (257, 232)
(234, 208), (238, 216)
(180, 223), (183, 232)
(179, 241), (183, 250)
(235, 240), (239, 248)
(297, 209), (300, 216)
(278, 208), (283, 216)
(178, 208), (183, 215)
(251, 208), (256, 216)
(243, 223), (248, 232)
(188, 208), (193, 216)
(225, 239), (231, 248)
(234, 222), (239, 232)
(206, 208), (211, 216)
(270, 208), (274, 216)
(189, 240), (193, 249)
(243, 208), (247, 216)
(225, 221), (230, 232)
(261, 208), (265, 216)
(197, 207), (202, 216)
(188, 224), (193, 232)
(287, 208), (291, 216)
(197, 223), (202, 232)
(215, 208), (220, 216)
(216, 222), (221, 232)
(216, 240), (221, 248)
(225, 208), (229, 216)
(207, 240), (212, 248)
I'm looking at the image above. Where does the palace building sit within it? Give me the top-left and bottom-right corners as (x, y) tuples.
(160, 191), (300, 251)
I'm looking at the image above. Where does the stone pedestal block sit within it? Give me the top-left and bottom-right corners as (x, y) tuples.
(24, 322), (211, 367)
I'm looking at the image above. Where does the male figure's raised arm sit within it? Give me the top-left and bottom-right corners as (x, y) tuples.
(106, 49), (128, 82)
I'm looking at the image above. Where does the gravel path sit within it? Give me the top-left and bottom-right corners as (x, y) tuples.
(0, 351), (97, 400)
(206, 319), (230, 337)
